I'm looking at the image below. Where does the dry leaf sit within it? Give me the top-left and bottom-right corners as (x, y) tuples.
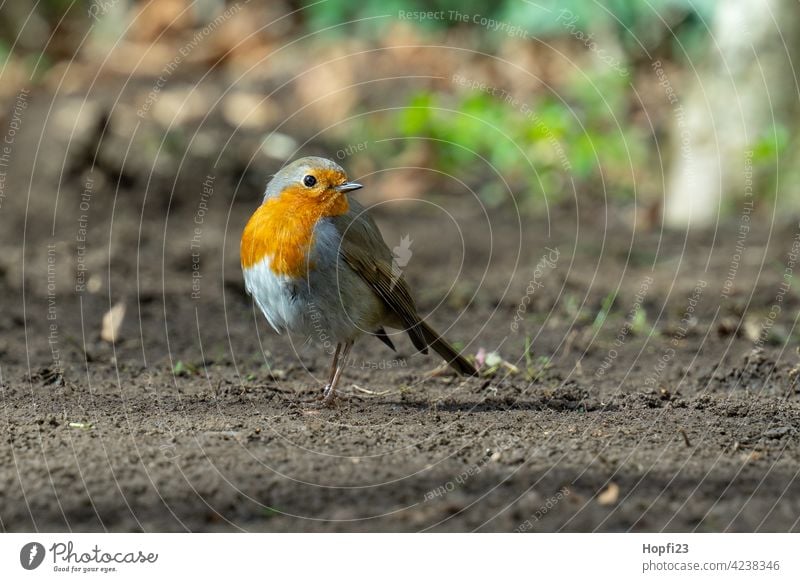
(597, 482), (619, 506)
(101, 302), (126, 343)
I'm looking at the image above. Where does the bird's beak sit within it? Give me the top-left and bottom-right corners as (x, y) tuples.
(335, 182), (362, 193)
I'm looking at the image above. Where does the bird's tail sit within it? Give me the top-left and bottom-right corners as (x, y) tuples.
(418, 321), (478, 376)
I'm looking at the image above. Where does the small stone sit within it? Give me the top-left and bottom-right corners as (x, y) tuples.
(763, 426), (795, 439)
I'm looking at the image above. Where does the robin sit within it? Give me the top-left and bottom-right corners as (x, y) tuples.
(240, 156), (477, 406)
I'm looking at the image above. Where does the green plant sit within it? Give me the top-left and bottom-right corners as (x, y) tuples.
(523, 337), (551, 381)
(386, 68), (647, 207)
(593, 292), (617, 330)
(172, 360), (197, 377)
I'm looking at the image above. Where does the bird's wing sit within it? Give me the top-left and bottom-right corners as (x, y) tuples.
(332, 199), (429, 353)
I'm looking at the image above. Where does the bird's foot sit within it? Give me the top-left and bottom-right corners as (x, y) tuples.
(304, 384), (339, 409)
(319, 388), (338, 408)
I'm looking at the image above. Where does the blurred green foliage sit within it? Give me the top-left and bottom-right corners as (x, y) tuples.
(308, 0), (715, 56)
(307, 0), (507, 32)
(356, 70), (649, 206)
(751, 125), (791, 164)
(500, 0), (715, 54)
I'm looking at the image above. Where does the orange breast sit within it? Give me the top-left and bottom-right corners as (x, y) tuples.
(240, 187), (349, 278)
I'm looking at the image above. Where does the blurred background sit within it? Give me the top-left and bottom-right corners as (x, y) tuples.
(2, 0), (800, 533)
(2, 0), (798, 334)
(1, 0), (797, 228)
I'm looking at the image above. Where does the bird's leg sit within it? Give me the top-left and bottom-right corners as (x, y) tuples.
(311, 343), (342, 403)
(325, 343), (342, 387)
(321, 340), (353, 406)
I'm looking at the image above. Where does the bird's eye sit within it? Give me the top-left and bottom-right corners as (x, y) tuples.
(303, 175), (317, 188)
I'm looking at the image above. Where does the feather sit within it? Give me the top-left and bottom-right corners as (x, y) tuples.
(333, 199), (477, 376)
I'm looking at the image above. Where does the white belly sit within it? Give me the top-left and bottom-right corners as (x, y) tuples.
(242, 219), (385, 344)
(242, 256), (304, 334)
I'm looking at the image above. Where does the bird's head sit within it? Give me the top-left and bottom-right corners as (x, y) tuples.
(264, 156), (362, 216)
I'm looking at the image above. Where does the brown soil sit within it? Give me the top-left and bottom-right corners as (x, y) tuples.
(1, 95), (800, 533)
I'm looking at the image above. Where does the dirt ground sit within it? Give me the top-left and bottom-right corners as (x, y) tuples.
(1, 94), (800, 533)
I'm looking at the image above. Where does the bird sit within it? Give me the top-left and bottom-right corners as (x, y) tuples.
(240, 156), (477, 406)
